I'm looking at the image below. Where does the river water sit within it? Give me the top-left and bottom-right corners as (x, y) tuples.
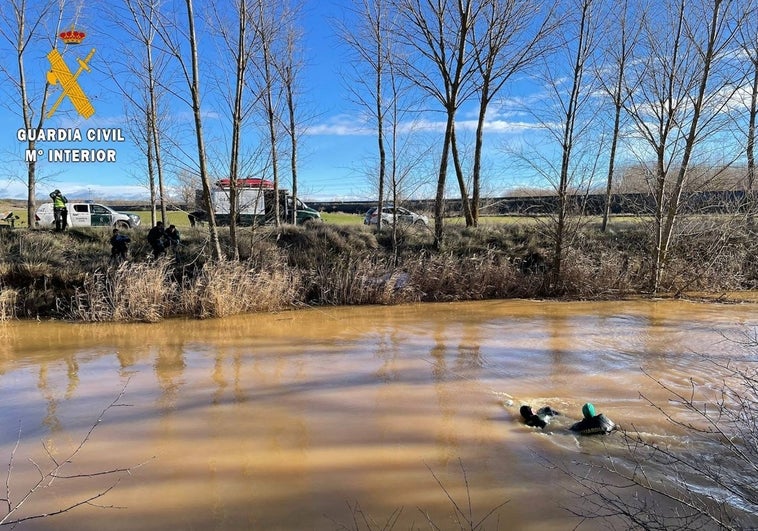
(0, 300), (756, 530)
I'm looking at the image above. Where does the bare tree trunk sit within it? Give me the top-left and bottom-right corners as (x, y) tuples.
(450, 125), (473, 225)
(469, 0), (557, 228)
(653, 0), (726, 292)
(186, 0), (223, 260)
(146, 107), (157, 226)
(227, 0), (249, 259)
(601, 100), (622, 233)
(745, 48), (757, 228)
(253, 0), (282, 226)
(598, 0), (638, 233)
(2, 1), (63, 227)
(552, 0), (593, 287)
(434, 113), (455, 248)
(278, 13), (304, 227)
(286, 68), (298, 225)
(264, 75), (280, 226)
(145, 32), (167, 225)
(376, 20), (386, 232)
(472, 87), (486, 226)
(450, 0), (474, 228)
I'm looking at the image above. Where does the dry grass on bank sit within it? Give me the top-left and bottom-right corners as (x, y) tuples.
(69, 260), (174, 322)
(179, 256), (302, 318)
(1, 215), (757, 321)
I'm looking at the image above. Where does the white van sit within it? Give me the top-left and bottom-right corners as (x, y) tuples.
(35, 202), (141, 229)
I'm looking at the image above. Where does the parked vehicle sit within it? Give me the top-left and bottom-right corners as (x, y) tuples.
(364, 206), (429, 226)
(214, 178), (274, 189)
(35, 202), (141, 229)
(194, 183), (321, 226)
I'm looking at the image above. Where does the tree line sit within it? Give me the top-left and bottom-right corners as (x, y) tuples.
(2, 0), (757, 292)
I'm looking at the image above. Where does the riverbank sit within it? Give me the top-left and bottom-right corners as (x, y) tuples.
(0, 218), (756, 321)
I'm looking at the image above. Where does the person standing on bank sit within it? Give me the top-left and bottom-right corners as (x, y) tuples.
(49, 189), (68, 231)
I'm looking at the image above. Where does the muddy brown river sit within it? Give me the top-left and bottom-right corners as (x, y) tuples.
(0, 300), (756, 530)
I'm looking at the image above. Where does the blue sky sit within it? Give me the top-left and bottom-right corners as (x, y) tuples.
(2, 1), (754, 205)
(0, 0), (545, 203)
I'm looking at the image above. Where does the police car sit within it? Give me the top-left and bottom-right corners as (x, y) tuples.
(35, 202), (141, 229)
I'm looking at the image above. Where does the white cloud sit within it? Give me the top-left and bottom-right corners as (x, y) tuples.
(0, 178), (151, 201)
(307, 113), (542, 137)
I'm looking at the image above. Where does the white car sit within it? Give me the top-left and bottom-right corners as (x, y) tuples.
(35, 202), (141, 229)
(364, 206), (429, 226)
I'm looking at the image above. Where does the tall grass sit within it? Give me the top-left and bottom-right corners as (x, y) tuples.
(0, 285), (16, 321)
(68, 260), (174, 322)
(2, 216), (757, 321)
(179, 257), (302, 318)
(67, 253), (303, 321)
(403, 250), (525, 301)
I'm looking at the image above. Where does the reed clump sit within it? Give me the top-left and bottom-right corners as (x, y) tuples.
(180, 256), (302, 318)
(68, 259), (174, 322)
(0, 285), (17, 321)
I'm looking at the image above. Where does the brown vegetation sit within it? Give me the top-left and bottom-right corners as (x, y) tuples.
(0, 216), (756, 322)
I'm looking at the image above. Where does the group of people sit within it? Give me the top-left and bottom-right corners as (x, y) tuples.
(146, 221), (181, 257)
(49, 189), (180, 262)
(519, 402), (617, 435)
(110, 221), (181, 263)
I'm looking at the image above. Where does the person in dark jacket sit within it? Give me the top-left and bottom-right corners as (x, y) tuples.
(147, 221), (166, 257)
(110, 228), (130, 263)
(520, 404), (560, 429)
(569, 403), (617, 435)
(165, 224), (180, 247)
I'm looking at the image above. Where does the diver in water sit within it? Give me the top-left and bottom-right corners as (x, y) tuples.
(569, 403), (617, 435)
(520, 405), (560, 429)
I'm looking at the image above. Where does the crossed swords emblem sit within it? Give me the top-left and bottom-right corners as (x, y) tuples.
(46, 48), (96, 119)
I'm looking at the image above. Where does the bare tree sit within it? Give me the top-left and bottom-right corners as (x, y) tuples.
(250, 0), (285, 227)
(276, 3), (305, 226)
(594, 0), (642, 233)
(736, 0), (758, 226)
(623, 0), (746, 292)
(0, 0), (65, 227)
(542, 0), (601, 287)
(390, 0), (483, 246)
(112, 0), (171, 228)
(468, 0), (557, 226)
(185, 0), (222, 258)
(208, 0), (259, 258)
(339, 0), (394, 231)
(152, 0), (223, 259)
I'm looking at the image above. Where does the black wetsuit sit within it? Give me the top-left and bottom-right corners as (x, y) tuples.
(521, 406), (560, 429)
(569, 413), (617, 435)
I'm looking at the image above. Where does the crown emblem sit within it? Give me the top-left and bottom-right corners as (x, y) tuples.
(59, 28), (86, 45)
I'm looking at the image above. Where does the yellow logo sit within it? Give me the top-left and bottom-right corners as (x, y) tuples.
(46, 47), (96, 119)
